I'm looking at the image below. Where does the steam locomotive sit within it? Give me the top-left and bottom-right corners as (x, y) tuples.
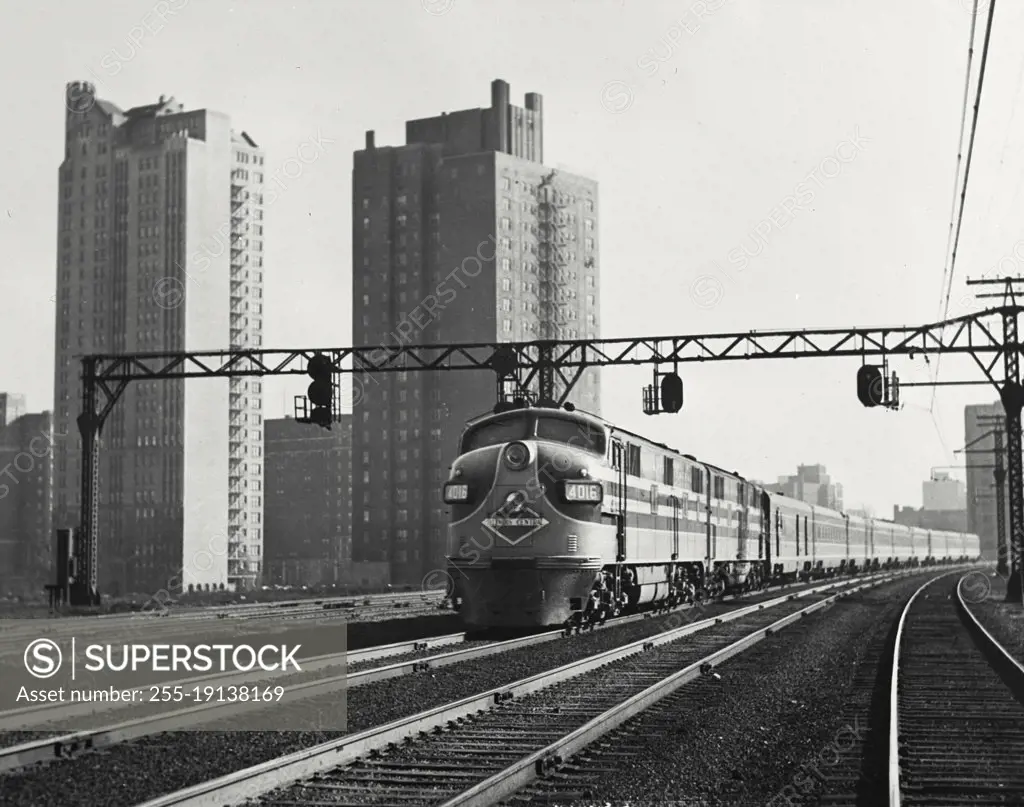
(443, 405), (981, 630)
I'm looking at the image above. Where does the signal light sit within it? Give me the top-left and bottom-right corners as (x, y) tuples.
(307, 353), (334, 429)
(660, 372), (684, 413)
(857, 365), (884, 408)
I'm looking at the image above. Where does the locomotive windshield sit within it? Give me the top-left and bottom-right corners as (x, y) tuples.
(462, 416), (530, 451)
(536, 416), (606, 456)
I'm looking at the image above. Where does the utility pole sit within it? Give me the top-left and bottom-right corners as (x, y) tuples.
(970, 277), (1024, 602)
(964, 418), (1010, 577)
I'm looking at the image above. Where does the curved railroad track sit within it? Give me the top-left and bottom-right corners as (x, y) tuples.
(889, 572), (1024, 806)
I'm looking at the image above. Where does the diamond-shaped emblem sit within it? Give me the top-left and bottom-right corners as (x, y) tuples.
(482, 499), (550, 546)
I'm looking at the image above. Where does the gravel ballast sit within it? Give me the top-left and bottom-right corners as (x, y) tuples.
(509, 572), (941, 806)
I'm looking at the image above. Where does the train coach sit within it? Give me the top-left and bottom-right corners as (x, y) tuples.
(443, 404), (980, 630)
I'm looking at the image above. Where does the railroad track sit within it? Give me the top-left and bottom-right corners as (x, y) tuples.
(0, 571), (884, 758)
(888, 573), (1024, 806)
(126, 572), (917, 807)
(0, 574), (836, 771)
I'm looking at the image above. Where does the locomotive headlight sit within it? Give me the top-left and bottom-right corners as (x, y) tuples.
(503, 441), (530, 470)
(443, 483), (470, 503)
(562, 481), (603, 503)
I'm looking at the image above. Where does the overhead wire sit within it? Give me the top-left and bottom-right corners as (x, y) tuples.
(930, 0), (999, 413)
(935, 7), (981, 321)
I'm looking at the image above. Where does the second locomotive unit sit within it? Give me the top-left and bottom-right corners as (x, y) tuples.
(443, 404), (980, 630)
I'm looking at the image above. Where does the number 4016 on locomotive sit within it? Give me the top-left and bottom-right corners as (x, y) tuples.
(442, 403), (980, 631)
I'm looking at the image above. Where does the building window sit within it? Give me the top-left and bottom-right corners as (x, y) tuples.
(503, 319), (512, 333)
(501, 217), (511, 230)
(502, 177), (511, 190)
(501, 278), (511, 291)
(501, 258), (511, 271)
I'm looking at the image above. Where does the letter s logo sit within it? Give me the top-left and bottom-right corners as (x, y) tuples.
(24, 639), (62, 678)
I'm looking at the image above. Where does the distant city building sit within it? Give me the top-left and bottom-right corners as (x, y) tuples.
(768, 464), (844, 511)
(264, 416), (377, 587)
(964, 402), (1009, 562)
(892, 505), (968, 534)
(352, 79), (601, 585)
(0, 394), (26, 431)
(53, 83), (265, 596)
(0, 405), (54, 596)
(923, 470), (966, 511)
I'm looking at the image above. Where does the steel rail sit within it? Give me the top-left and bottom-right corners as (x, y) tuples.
(886, 572), (948, 807)
(956, 576), (1024, 680)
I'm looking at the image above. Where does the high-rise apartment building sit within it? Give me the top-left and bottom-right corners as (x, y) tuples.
(0, 405), (53, 596)
(53, 82), (265, 596)
(352, 79), (601, 585)
(264, 415), (355, 586)
(965, 402), (1009, 562)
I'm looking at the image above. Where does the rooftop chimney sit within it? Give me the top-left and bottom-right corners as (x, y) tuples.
(366, 130), (375, 150)
(491, 79), (510, 154)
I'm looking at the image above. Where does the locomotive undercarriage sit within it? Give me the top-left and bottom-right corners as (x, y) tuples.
(563, 559), (772, 635)
(445, 556), (960, 632)
(562, 554), (959, 634)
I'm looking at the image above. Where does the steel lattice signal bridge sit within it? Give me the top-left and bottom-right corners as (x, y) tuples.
(68, 277), (1024, 607)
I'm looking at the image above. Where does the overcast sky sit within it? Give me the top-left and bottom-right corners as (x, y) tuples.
(1, 0), (1021, 515)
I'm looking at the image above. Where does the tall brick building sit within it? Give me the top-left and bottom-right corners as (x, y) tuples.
(964, 401), (1009, 562)
(53, 83), (265, 595)
(264, 416), (363, 586)
(352, 79), (601, 585)
(0, 406), (54, 596)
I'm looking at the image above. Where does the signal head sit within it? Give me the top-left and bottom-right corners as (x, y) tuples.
(660, 372), (684, 413)
(856, 365), (884, 408)
(308, 379), (333, 408)
(307, 354), (333, 380)
(310, 407), (332, 429)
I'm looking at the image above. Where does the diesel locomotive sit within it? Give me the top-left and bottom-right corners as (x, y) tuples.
(443, 404), (981, 630)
